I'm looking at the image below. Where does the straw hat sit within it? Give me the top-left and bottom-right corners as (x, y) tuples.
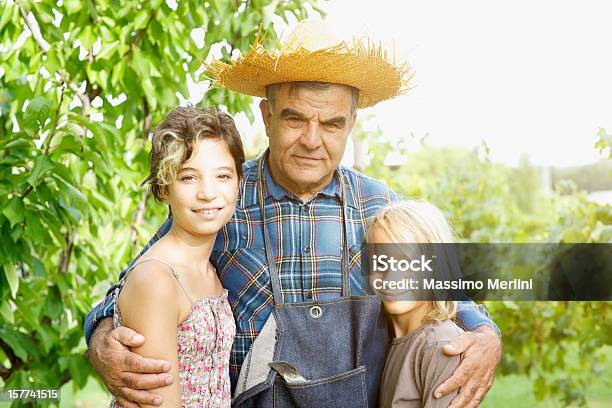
(207, 19), (412, 108)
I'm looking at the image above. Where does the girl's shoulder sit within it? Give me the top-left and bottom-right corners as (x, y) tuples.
(119, 258), (182, 304)
(422, 320), (464, 344)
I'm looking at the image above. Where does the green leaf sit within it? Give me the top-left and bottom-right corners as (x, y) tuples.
(45, 48), (62, 73)
(64, 0), (83, 15)
(0, 1), (16, 33)
(133, 10), (149, 30)
(97, 40), (120, 60)
(27, 154), (55, 186)
(3, 263), (19, 298)
(2, 197), (25, 228)
(0, 328), (29, 361)
(0, 299), (14, 324)
(50, 132), (82, 156)
(23, 96), (52, 128)
(67, 354), (90, 388)
(79, 26), (96, 50)
(36, 325), (58, 354)
(44, 285), (63, 320)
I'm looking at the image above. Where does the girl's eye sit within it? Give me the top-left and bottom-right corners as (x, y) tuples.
(181, 175), (196, 181)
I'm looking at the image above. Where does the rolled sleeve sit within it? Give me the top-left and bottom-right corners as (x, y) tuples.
(455, 300), (501, 336)
(84, 288), (117, 345)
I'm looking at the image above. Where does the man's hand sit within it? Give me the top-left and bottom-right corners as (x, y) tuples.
(434, 325), (502, 408)
(87, 318), (173, 407)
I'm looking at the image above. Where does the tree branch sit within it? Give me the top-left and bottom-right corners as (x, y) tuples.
(65, 79), (91, 118)
(59, 228), (77, 274)
(21, 84), (65, 200)
(60, 72), (91, 142)
(142, 98), (151, 143)
(0, 362), (9, 381)
(0, 338), (25, 375)
(43, 85), (66, 155)
(123, 11), (156, 60)
(17, 0), (50, 52)
(131, 98), (153, 244)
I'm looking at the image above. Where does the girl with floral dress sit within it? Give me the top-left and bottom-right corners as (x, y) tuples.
(109, 107), (244, 407)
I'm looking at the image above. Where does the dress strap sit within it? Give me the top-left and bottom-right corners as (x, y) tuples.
(123, 257), (194, 305)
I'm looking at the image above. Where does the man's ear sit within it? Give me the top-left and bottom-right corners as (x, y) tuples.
(259, 99), (272, 138)
(347, 112), (358, 134)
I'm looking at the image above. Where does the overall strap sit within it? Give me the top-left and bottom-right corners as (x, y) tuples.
(123, 257), (194, 305)
(256, 153), (351, 305)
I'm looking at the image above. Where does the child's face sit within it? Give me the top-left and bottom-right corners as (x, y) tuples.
(163, 138), (239, 238)
(367, 224), (427, 316)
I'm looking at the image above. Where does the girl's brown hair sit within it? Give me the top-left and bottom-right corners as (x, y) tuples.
(143, 107), (245, 201)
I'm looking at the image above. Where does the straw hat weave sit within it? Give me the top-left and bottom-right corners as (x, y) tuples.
(207, 20), (412, 108)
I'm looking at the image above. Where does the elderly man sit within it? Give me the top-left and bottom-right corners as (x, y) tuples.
(85, 20), (501, 407)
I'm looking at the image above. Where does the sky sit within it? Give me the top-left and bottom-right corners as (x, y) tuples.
(258, 0), (612, 167)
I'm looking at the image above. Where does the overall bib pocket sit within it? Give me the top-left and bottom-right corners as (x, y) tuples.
(273, 366), (368, 408)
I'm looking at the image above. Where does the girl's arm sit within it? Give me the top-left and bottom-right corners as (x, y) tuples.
(118, 262), (183, 408)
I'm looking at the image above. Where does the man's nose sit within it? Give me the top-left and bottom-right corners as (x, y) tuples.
(299, 122), (323, 150)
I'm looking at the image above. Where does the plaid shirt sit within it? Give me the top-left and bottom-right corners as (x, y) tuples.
(85, 152), (498, 385)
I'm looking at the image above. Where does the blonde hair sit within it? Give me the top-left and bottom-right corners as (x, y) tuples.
(367, 200), (458, 323)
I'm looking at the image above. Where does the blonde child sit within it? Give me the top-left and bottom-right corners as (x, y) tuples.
(367, 201), (463, 408)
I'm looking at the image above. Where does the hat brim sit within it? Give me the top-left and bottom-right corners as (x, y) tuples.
(208, 42), (412, 109)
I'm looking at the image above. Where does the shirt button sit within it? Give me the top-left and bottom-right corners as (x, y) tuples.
(304, 245), (311, 253)
(303, 205), (309, 213)
(306, 291), (313, 299)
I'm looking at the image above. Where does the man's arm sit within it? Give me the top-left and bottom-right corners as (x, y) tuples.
(434, 302), (502, 408)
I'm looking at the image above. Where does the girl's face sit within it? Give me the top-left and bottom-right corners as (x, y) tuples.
(367, 224), (427, 316)
(163, 138), (239, 238)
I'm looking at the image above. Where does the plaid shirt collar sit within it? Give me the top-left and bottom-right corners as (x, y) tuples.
(240, 150), (359, 209)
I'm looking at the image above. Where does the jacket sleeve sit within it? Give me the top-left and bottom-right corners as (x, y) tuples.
(455, 300), (501, 336)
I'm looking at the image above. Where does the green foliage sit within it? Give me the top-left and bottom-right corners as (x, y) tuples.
(0, 0), (316, 405)
(356, 120), (612, 407)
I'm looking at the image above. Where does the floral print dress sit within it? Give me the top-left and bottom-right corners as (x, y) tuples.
(109, 258), (236, 408)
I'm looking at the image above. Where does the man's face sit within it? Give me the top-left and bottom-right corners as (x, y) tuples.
(260, 83), (356, 199)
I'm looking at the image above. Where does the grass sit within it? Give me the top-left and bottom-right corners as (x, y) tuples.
(1, 347), (608, 407)
(60, 352), (611, 408)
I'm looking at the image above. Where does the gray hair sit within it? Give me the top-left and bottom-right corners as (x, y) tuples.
(265, 82), (359, 117)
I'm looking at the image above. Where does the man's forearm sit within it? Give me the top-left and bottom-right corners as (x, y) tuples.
(86, 317), (113, 369)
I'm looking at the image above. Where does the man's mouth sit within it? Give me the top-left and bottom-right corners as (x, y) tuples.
(294, 155), (321, 162)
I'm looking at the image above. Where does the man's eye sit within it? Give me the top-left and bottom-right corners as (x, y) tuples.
(287, 117), (305, 126)
(218, 174), (232, 181)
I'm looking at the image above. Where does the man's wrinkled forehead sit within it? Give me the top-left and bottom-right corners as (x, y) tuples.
(266, 82), (359, 116)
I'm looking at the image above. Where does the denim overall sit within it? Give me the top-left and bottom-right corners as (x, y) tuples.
(231, 158), (389, 408)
